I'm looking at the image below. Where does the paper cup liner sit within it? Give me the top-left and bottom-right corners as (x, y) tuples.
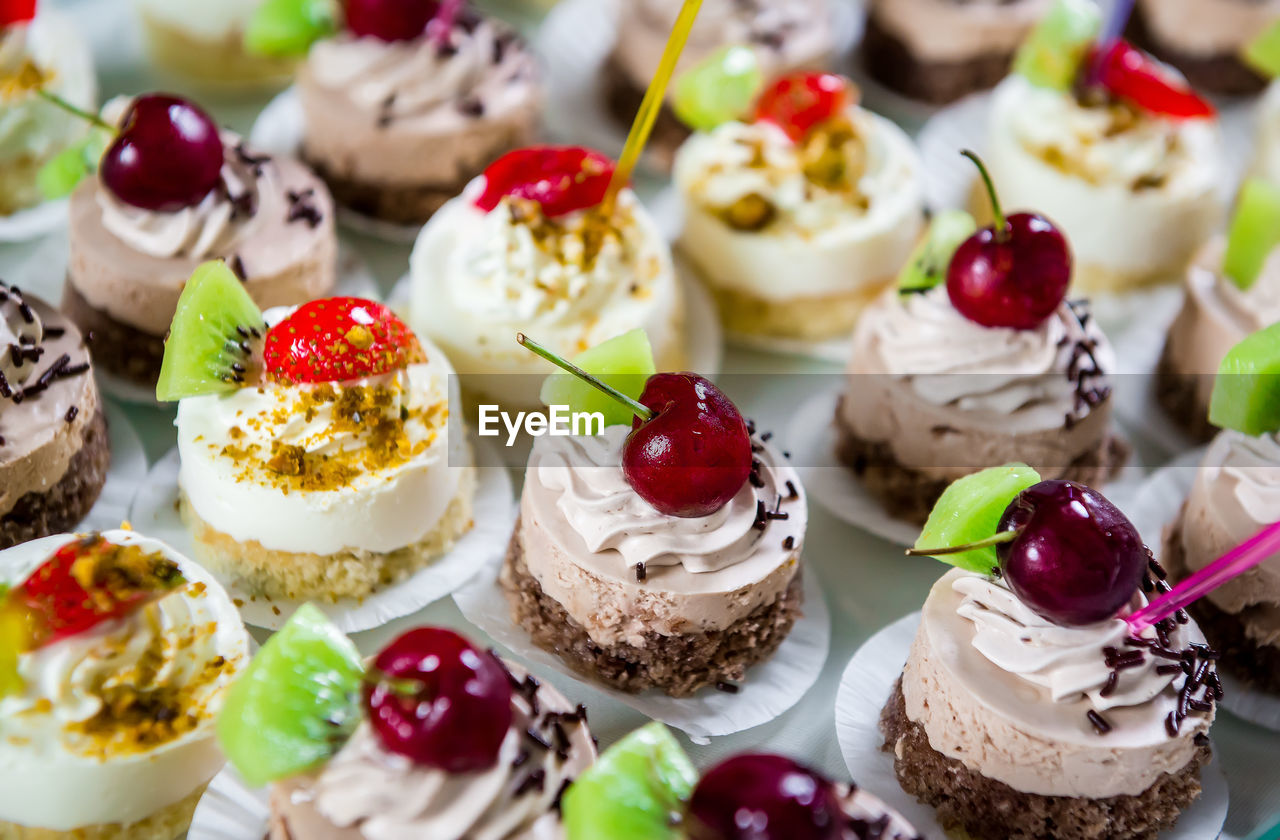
(129, 435), (515, 633)
(188, 767), (270, 840)
(453, 544), (831, 742)
(77, 400), (148, 533)
(835, 612), (1231, 839)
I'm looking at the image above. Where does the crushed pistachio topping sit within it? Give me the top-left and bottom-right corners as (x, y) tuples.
(504, 196), (631, 273)
(0, 60), (49, 101)
(67, 536), (186, 610)
(1032, 97), (1182, 191)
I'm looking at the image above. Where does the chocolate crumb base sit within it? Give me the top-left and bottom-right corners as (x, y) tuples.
(61, 281), (165, 387)
(0, 408), (110, 550)
(603, 55), (690, 172)
(1165, 512), (1280, 694)
(1127, 8), (1266, 96)
(1153, 342), (1217, 444)
(500, 522), (803, 698)
(833, 399), (1130, 525)
(878, 678), (1211, 840)
(301, 151), (480, 227)
(860, 14), (1016, 105)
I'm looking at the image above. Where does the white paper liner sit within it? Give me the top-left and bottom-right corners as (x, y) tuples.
(835, 612), (1231, 840)
(0, 198), (68, 243)
(128, 436), (515, 633)
(453, 546), (831, 742)
(188, 767), (270, 840)
(78, 400), (148, 533)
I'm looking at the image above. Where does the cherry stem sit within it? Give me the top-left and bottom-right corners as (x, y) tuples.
(905, 529), (1019, 557)
(962, 149), (1006, 243)
(429, 0), (464, 47)
(36, 90), (114, 133)
(516, 333), (656, 422)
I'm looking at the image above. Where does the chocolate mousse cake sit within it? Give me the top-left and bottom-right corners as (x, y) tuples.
(0, 282), (109, 549)
(1128, 0), (1276, 95)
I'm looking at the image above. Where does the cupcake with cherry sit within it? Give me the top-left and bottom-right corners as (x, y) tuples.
(881, 468), (1221, 839)
(672, 65), (925, 341)
(215, 606), (596, 840)
(1157, 178), (1280, 441)
(246, 0), (541, 226)
(559, 721), (921, 840)
(0, 528), (249, 838)
(836, 152), (1127, 525)
(154, 261), (474, 604)
(978, 0), (1224, 293)
(49, 90), (337, 389)
(500, 331), (806, 697)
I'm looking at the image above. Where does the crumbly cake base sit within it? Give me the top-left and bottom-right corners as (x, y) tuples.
(180, 466), (476, 602)
(60, 283), (164, 387)
(0, 408), (110, 550)
(879, 678), (1210, 840)
(1126, 8), (1266, 96)
(833, 402), (1130, 525)
(860, 14), (1016, 105)
(1153, 342), (1216, 443)
(501, 523), (803, 697)
(603, 55), (689, 172)
(1164, 509), (1280, 694)
(0, 782), (206, 840)
(138, 14), (296, 88)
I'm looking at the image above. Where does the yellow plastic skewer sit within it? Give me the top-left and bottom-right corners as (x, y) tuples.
(601, 0), (703, 216)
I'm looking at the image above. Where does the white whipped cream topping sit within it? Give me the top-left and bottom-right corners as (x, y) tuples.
(0, 281), (41, 387)
(0, 12), (96, 168)
(1200, 430), (1280, 530)
(177, 308), (465, 556)
(0, 531), (249, 831)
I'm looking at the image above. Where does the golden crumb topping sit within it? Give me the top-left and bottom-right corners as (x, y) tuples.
(506, 196), (631, 273)
(0, 60), (49, 101)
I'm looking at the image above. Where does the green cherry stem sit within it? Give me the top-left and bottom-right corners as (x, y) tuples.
(962, 149), (1006, 243)
(516, 333), (656, 422)
(905, 529), (1019, 558)
(37, 90), (115, 132)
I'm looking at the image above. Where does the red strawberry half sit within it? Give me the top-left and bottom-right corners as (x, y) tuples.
(754, 72), (855, 143)
(1090, 40), (1215, 120)
(474, 146), (616, 218)
(262, 297), (425, 385)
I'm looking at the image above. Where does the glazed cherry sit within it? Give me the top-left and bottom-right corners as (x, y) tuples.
(623, 373), (752, 518)
(262, 297), (423, 384)
(0, 0), (36, 28)
(686, 754), (844, 840)
(363, 627), (513, 772)
(100, 94), (224, 212)
(947, 152), (1071, 330)
(345, 0), (439, 42)
(1089, 40), (1215, 120)
(475, 146), (616, 218)
(996, 480), (1148, 627)
(754, 72), (853, 143)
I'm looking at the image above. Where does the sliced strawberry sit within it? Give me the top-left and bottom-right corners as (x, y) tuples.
(474, 146), (616, 218)
(262, 297), (424, 385)
(754, 72), (855, 143)
(0, 0), (37, 28)
(1090, 40), (1215, 120)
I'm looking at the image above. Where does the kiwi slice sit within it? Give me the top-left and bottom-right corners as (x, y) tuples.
(898, 210), (978, 295)
(1208, 323), (1280, 436)
(216, 604), (364, 787)
(1012, 0), (1102, 91)
(539, 329), (656, 428)
(1244, 19), (1280, 79)
(155, 260), (267, 403)
(915, 464), (1042, 574)
(562, 722), (698, 840)
(244, 0), (338, 58)
(1223, 179), (1280, 292)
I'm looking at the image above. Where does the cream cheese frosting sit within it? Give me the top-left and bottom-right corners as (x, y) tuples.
(517, 426), (805, 646)
(868, 0), (1050, 63)
(177, 308), (466, 557)
(674, 109), (924, 302)
(1137, 0), (1280, 57)
(986, 75), (1224, 283)
(0, 530), (249, 831)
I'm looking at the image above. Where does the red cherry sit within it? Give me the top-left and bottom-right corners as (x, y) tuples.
(100, 94), (224, 212)
(262, 297), (424, 385)
(1089, 40), (1215, 120)
(686, 754), (844, 840)
(363, 627), (513, 772)
(623, 373), (753, 518)
(0, 0), (36, 28)
(345, 0), (439, 42)
(996, 481), (1148, 627)
(475, 146), (616, 218)
(754, 72), (854, 143)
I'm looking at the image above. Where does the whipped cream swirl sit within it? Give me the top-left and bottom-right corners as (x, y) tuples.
(1200, 430), (1280, 530)
(0, 282), (42, 389)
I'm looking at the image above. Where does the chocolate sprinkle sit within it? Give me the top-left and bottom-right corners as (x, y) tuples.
(1087, 710), (1112, 734)
(635, 562), (646, 582)
(783, 535), (795, 550)
(715, 681), (740, 694)
(64, 405), (78, 423)
(229, 254), (248, 281)
(286, 188), (323, 228)
(785, 479), (798, 500)
(1099, 671), (1118, 698)
(514, 768), (546, 797)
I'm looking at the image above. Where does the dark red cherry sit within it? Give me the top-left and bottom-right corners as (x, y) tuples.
(754, 72), (853, 143)
(100, 94), (224, 212)
(0, 0), (36, 28)
(345, 0), (438, 41)
(475, 146), (616, 218)
(363, 627), (513, 772)
(686, 754), (844, 840)
(623, 373), (752, 518)
(996, 480), (1148, 626)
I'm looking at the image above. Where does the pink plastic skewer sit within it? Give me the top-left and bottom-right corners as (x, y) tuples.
(430, 0), (465, 46)
(1128, 520), (1280, 634)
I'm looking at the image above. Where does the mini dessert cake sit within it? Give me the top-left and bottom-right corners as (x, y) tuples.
(836, 188), (1127, 525)
(885, 471), (1220, 840)
(607, 0), (835, 166)
(410, 146), (685, 409)
(983, 4), (1224, 293)
(1252, 80), (1280, 186)
(157, 263), (474, 602)
(0, 529), (249, 838)
(673, 72), (925, 340)
(0, 282), (109, 549)
(63, 93), (336, 388)
(561, 722), (922, 840)
(293, 0), (542, 225)
(1128, 0), (1277, 95)
(216, 609), (596, 840)
(862, 0), (1051, 105)
(133, 0), (295, 88)
(0, 5), (96, 216)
